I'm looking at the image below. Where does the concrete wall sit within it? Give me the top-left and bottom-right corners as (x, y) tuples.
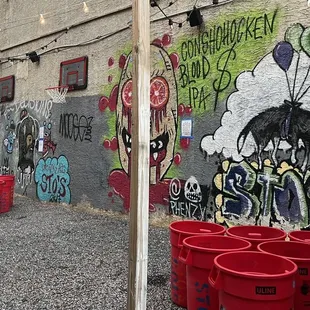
(1, 0), (310, 230)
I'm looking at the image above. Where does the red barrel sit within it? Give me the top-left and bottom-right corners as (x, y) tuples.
(209, 251), (297, 310)
(226, 225), (287, 250)
(169, 220), (225, 308)
(289, 231), (310, 243)
(0, 180), (9, 213)
(179, 235), (251, 310)
(0, 175), (15, 207)
(258, 240), (310, 309)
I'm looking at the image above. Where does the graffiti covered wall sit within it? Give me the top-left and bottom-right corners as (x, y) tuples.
(1, 0), (310, 231)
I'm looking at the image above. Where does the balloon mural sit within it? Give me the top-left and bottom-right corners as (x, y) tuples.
(272, 23), (310, 103)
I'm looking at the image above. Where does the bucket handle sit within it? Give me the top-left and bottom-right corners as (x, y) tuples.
(178, 246), (192, 265)
(208, 265), (222, 290)
(248, 233), (262, 237)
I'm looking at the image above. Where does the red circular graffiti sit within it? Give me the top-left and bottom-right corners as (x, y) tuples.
(103, 139), (111, 149)
(108, 75), (113, 83)
(162, 34), (172, 46)
(174, 153), (182, 165)
(108, 57), (114, 67)
(99, 96), (109, 112)
(178, 104), (185, 116)
(108, 191), (113, 197)
(121, 80), (133, 109)
(185, 106), (193, 115)
(170, 53), (180, 70)
(150, 77), (169, 110)
(152, 38), (163, 48)
(110, 136), (118, 151)
(119, 54), (127, 69)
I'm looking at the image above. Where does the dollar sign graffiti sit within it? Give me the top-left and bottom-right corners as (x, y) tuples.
(213, 43), (237, 111)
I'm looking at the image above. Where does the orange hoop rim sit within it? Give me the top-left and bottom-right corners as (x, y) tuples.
(45, 85), (69, 91)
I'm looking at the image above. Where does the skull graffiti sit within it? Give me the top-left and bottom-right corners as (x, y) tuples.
(184, 176), (202, 203)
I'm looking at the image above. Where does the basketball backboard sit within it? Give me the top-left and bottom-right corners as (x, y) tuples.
(59, 56), (88, 91)
(0, 75), (15, 103)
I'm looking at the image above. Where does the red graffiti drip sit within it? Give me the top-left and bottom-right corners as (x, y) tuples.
(108, 169), (170, 212)
(151, 107), (167, 133)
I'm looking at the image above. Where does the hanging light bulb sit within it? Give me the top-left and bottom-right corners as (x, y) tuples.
(39, 14), (45, 24)
(83, 2), (89, 13)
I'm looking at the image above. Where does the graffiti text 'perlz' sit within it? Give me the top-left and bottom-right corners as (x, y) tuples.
(179, 10), (277, 110)
(59, 113), (93, 142)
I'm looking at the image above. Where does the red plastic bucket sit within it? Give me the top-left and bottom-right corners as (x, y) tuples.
(179, 235), (251, 310)
(209, 251), (297, 310)
(289, 231), (310, 243)
(169, 220), (225, 307)
(258, 240), (310, 309)
(0, 175), (15, 207)
(226, 225), (287, 250)
(0, 180), (10, 213)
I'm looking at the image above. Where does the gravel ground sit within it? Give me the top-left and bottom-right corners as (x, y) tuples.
(0, 195), (183, 310)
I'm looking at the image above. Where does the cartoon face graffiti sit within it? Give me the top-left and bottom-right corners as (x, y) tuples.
(116, 44), (178, 184)
(16, 110), (39, 173)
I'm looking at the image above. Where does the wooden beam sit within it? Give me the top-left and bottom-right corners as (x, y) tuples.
(127, 0), (150, 309)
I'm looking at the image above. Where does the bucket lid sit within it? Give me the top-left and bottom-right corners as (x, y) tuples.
(170, 220), (225, 235)
(213, 251), (297, 279)
(226, 225), (287, 242)
(258, 240), (310, 262)
(183, 235), (251, 253)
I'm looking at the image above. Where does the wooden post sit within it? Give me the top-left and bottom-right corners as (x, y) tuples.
(127, 0), (150, 309)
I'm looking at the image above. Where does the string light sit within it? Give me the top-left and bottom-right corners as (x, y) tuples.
(83, 2), (89, 13)
(39, 14), (45, 25)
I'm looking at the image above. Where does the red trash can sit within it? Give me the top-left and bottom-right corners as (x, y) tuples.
(226, 225), (287, 250)
(289, 231), (310, 243)
(258, 240), (310, 310)
(0, 175), (15, 207)
(169, 220), (225, 308)
(0, 180), (10, 213)
(209, 251), (297, 310)
(179, 235), (251, 310)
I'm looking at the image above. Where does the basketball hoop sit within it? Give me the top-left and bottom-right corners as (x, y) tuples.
(45, 85), (69, 103)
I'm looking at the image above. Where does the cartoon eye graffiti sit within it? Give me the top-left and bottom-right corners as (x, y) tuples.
(121, 79), (133, 109)
(122, 76), (169, 110)
(150, 76), (169, 110)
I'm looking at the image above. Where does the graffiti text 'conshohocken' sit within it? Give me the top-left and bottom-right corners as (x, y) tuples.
(179, 10), (278, 110)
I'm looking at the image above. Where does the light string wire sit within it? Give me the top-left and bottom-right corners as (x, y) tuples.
(1, 0), (219, 67)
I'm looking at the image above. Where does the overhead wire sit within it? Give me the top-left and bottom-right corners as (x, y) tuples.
(0, 0), (107, 31)
(0, 0), (229, 67)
